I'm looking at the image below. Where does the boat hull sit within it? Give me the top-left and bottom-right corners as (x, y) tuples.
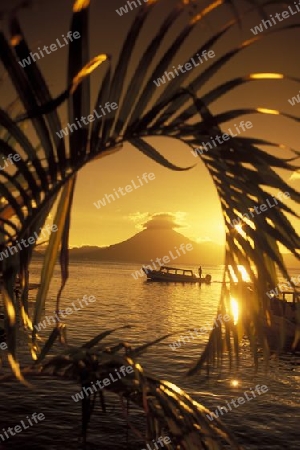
(264, 314), (300, 353)
(143, 269), (211, 284)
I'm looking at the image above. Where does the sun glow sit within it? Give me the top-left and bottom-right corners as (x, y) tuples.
(238, 265), (250, 282)
(230, 297), (239, 325)
(234, 224), (244, 234)
(229, 265), (250, 283)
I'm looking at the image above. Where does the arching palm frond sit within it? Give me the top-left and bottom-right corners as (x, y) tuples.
(0, 0), (299, 382)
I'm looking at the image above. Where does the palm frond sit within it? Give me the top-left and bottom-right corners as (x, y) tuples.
(0, 0), (299, 414)
(36, 336), (241, 449)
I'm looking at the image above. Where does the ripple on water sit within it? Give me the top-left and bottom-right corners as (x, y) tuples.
(0, 262), (299, 449)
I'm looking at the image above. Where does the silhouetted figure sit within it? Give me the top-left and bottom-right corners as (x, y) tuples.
(198, 266), (202, 279)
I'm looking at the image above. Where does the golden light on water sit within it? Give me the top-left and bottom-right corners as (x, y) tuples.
(230, 297), (239, 325)
(230, 379), (239, 387)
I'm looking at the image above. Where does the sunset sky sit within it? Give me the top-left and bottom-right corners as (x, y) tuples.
(1, 0), (300, 248)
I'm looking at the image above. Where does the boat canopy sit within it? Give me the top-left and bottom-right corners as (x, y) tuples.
(160, 266), (195, 276)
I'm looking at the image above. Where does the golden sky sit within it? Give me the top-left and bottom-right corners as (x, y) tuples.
(1, 0), (300, 248)
(71, 138), (226, 247)
(71, 129), (300, 248)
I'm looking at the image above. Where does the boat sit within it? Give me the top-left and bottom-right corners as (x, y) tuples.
(266, 291), (300, 352)
(230, 285), (300, 353)
(142, 266), (212, 283)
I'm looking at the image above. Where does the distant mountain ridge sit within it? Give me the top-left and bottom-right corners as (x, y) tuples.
(34, 227), (300, 267)
(68, 228), (224, 265)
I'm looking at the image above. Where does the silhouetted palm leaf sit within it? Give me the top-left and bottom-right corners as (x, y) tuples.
(37, 335), (241, 449)
(0, 0), (300, 445)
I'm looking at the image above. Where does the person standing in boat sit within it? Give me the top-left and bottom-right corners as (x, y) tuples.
(198, 266), (202, 279)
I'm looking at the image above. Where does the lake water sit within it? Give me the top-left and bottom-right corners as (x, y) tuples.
(0, 261), (299, 449)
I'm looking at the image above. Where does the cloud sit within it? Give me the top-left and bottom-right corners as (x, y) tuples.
(142, 212), (188, 230)
(125, 212), (189, 231)
(127, 212), (149, 223)
(195, 236), (213, 243)
(125, 211), (189, 231)
(125, 212), (150, 231)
